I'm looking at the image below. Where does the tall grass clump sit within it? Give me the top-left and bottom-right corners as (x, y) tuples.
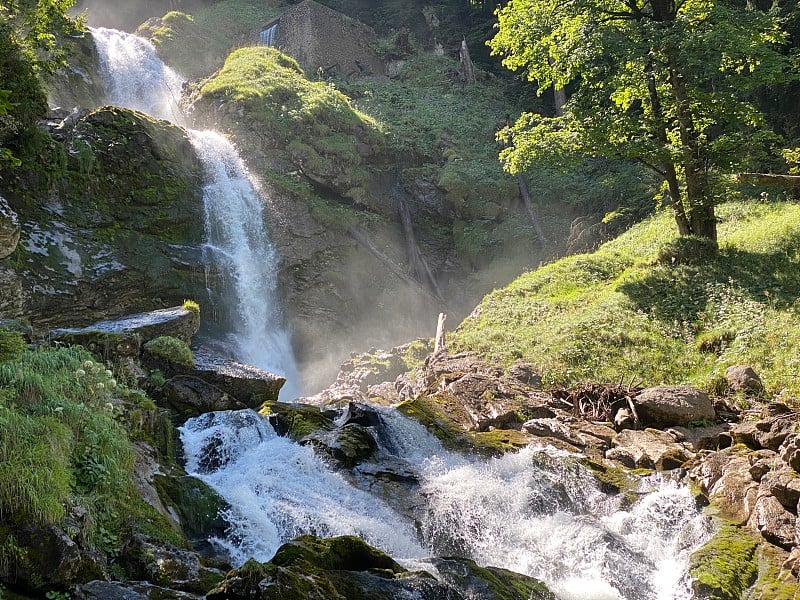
(453, 200), (800, 399)
(0, 345), (181, 555)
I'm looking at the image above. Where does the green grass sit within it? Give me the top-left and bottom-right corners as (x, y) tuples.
(0, 345), (183, 561)
(452, 200), (800, 398)
(143, 335), (195, 368)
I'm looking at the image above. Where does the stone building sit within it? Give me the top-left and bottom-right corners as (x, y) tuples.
(256, 0), (384, 78)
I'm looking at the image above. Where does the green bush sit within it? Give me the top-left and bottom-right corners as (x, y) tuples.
(0, 346), (182, 555)
(143, 336), (195, 368)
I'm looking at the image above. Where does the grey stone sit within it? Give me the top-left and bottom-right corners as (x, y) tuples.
(634, 385), (715, 427)
(606, 428), (693, 470)
(0, 194), (20, 259)
(724, 365), (763, 393)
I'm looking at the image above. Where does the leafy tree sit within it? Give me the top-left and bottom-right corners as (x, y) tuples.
(489, 0), (795, 244)
(0, 0), (79, 169)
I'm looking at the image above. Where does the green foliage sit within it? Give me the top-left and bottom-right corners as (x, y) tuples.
(489, 0), (794, 240)
(0, 345), (183, 559)
(182, 299), (200, 316)
(453, 200), (800, 397)
(143, 336), (195, 368)
(0, 328), (26, 363)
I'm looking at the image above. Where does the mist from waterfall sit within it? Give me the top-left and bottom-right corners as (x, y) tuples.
(90, 27), (300, 397)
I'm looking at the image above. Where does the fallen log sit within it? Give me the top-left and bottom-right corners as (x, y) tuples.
(736, 173), (800, 188)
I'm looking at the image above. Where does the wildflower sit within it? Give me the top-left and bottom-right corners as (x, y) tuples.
(83, 360), (94, 369)
(107, 378), (117, 389)
(75, 368), (86, 377)
(104, 369), (113, 378)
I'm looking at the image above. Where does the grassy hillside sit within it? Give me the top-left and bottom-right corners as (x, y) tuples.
(453, 200), (800, 399)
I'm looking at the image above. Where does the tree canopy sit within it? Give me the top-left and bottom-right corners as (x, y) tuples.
(489, 0), (795, 243)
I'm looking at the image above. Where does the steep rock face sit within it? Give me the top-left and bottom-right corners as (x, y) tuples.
(0, 107), (205, 332)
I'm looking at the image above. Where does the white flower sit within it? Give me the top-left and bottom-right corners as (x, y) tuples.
(75, 369), (86, 377)
(83, 360), (94, 369)
(107, 379), (117, 389)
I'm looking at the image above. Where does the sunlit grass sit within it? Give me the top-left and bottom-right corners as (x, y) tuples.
(453, 200), (800, 399)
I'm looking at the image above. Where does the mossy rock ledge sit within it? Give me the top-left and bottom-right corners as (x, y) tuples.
(1, 106), (205, 333)
(206, 534), (556, 600)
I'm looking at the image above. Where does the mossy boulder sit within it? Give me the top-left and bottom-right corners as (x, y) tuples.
(207, 534), (556, 600)
(137, 11), (222, 79)
(1, 107), (205, 332)
(143, 335), (195, 368)
(259, 400), (336, 440)
(689, 522), (760, 599)
(152, 474), (229, 544)
(190, 46), (390, 210)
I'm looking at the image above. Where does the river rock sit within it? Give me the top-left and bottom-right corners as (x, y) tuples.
(119, 534), (225, 594)
(160, 375), (244, 421)
(667, 423), (730, 451)
(302, 423), (378, 468)
(0, 194), (20, 259)
(780, 433), (800, 472)
(74, 581), (146, 600)
(633, 385), (715, 427)
(189, 349), (285, 405)
(691, 447), (759, 524)
(753, 415), (797, 451)
(51, 306), (199, 360)
(725, 365), (763, 393)
(760, 467), (800, 511)
(425, 557), (557, 600)
(748, 492), (797, 549)
(606, 428), (693, 470)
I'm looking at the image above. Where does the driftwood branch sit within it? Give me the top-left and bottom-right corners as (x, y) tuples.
(516, 174), (547, 246)
(736, 173), (800, 188)
(434, 312), (447, 354)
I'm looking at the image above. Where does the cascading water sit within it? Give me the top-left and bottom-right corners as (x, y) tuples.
(91, 25), (713, 599)
(180, 407), (713, 599)
(90, 27), (299, 396)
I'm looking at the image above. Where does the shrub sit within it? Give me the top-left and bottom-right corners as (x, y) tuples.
(143, 336), (195, 368)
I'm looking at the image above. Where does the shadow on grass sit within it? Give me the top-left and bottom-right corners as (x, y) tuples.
(618, 246), (800, 327)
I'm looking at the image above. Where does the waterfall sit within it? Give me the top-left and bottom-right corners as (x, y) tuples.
(181, 407), (712, 599)
(259, 23), (278, 47)
(91, 26), (712, 599)
(90, 27), (300, 397)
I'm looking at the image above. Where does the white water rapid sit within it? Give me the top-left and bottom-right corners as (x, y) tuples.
(91, 27), (299, 396)
(180, 407), (713, 599)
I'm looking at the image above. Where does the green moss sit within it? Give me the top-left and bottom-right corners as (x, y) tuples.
(259, 401), (334, 440)
(143, 336), (195, 368)
(448, 559), (557, 600)
(689, 522), (760, 599)
(470, 429), (532, 457)
(748, 542), (800, 600)
(153, 474), (227, 542)
(584, 459), (649, 505)
(397, 396), (471, 452)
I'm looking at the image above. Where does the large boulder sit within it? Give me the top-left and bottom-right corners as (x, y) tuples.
(51, 306), (199, 355)
(606, 428), (693, 470)
(634, 385), (715, 427)
(2, 107), (204, 332)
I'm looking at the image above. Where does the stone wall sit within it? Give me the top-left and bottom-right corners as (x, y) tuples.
(266, 0), (384, 78)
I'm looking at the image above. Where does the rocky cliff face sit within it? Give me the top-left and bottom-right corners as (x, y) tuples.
(0, 106), (205, 332)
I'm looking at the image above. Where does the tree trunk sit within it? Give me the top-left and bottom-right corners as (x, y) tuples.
(516, 174), (547, 246)
(669, 62), (716, 241)
(643, 64), (690, 235)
